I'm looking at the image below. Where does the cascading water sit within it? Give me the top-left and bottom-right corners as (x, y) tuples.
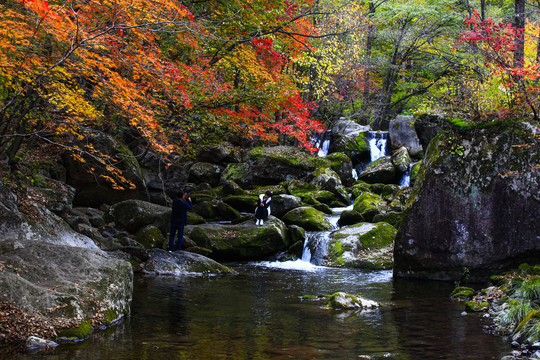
(258, 204), (353, 270)
(367, 131), (389, 162)
(399, 161), (417, 187)
(313, 130), (331, 157)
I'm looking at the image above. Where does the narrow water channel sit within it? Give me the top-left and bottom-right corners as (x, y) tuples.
(4, 263), (511, 360)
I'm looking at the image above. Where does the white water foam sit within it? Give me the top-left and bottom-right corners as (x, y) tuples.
(253, 259), (325, 271)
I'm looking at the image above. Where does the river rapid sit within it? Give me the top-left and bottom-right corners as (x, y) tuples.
(3, 261), (511, 360)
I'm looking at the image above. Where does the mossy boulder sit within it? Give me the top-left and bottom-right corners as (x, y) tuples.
(222, 195), (259, 213)
(310, 167), (350, 205)
(329, 118), (371, 163)
(282, 206), (332, 231)
(372, 211), (402, 227)
(352, 192), (384, 222)
(142, 249), (236, 275)
(135, 225), (164, 249)
(450, 286), (475, 301)
(337, 210), (364, 227)
(185, 216), (290, 260)
(105, 199), (170, 234)
(358, 156), (398, 184)
(327, 222), (397, 268)
(248, 146), (318, 185)
(391, 146), (412, 173)
(325, 152), (355, 187)
(221, 163), (253, 189)
(465, 301), (489, 312)
(351, 181), (372, 199)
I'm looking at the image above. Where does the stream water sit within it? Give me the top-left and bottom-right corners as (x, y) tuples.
(3, 265), (511, 360)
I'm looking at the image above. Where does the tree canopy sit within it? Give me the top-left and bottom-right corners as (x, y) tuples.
(1, 0), (539, 183)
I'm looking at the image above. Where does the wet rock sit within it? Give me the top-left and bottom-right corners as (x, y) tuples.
(26, 336), (58, 350)
(135, 225), (165, 249)
(142, 249), (236, 275)
(338, 209), (364, 227)
(325, 292), (380, 310)
(325, 152), (355, 187)
(391, 146), (412, 173)
(222, 194), (259, 213)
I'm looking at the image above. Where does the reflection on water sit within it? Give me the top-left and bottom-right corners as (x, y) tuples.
(1, 264), (511, 360)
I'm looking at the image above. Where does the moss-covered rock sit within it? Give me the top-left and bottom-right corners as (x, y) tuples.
(58, 321), (93, 341)
(351, 181), (372, 199)
(465, 301), (489, 312)
(353, 192), (383, 222)
(135, 225), (164, 249)
(358, 156), (398, 184)
(282, 206), (332, 231)
(310, 167), (350, 205)
(105, 199), (170, 234)
(326, 222), (397, 268)
(325, 152), (355, 187)
(450, 286), (475, 301)
(338, 210), (364, 227)
(222, 195), (259, 213)
(221, 163), (253, 189)
(185, 216), (290, 260)
(391, 146), (412, 173)
(372, 211), (402, 227)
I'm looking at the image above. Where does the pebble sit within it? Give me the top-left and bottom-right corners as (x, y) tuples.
(461, 311), (467, 316)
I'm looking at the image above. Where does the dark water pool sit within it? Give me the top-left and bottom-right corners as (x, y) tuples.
(2, 262), (511, 359)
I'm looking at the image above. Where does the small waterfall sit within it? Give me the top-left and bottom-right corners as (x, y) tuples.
(300, 204), (352, 265)
(368, 131), (389, 162)
(399, 162), (417, 187)
(352, 168), (358, 180)
(313, 130), (331, 157)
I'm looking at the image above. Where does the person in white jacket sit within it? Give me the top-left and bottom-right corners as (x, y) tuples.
(255, 190), (272, 225)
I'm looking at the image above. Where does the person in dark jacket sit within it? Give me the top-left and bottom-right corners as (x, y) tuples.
(255, 190), (272, 226)
(168, 190), (192, 251)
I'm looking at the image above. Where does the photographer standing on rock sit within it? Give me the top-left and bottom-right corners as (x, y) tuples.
(169, 190), (192, 251)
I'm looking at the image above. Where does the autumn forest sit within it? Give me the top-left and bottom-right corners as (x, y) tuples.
(1, 0), (539, 177)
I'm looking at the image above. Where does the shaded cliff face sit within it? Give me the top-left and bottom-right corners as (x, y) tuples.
(394, 124), (540, 281)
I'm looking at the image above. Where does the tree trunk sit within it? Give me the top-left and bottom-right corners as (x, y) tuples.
(513, 0), (525, 68)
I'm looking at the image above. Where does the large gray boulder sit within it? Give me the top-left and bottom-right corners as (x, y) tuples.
(394, 125), (540, 281)
(188, 162), (223, 187)
(389, 115), (423, 156)
(0, 240), (132, 338)
(196, 142), (241, 165)
(329, 118), (371, 162)
(142, 249), (236, 275)
(105, 199), (170, 234)
(186, 216), (290, 259)
(358, 156), (398, 184)
(271, 194), (303, 218)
